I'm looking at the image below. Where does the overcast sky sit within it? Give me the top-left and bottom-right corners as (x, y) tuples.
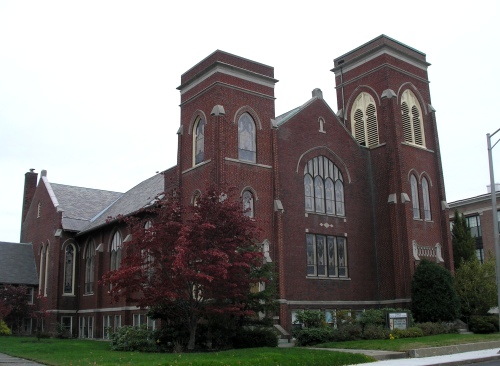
(1, 1), (499, 243)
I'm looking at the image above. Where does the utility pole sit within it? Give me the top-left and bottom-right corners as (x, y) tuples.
(487, 128), (500, 331)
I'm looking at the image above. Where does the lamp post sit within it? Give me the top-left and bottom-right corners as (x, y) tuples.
(487, 128), (500, 331)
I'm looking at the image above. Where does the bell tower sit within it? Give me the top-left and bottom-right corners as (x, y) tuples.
(332, 35), (452, 301)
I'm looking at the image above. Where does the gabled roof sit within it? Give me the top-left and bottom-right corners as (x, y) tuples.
(0, 242), (38, 285)
(78, 172), (165, 234)
(275, 94), (338, 126)
(49, 182), (123, 232)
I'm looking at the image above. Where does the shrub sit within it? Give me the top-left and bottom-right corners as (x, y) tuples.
(232, 327), (278, 349)
(54, 322), (71, 339)
(294, 327), (334, 346)
(392, 327), (424, 338)
(362, 325), (389, 340)
(359, 309), (385, 329)
(332, 323), (363, 342)
(0, 320), (11, 336)
(469, 316), (499, 334)
(411, 259), (460, 322)
(294, 310), (325, 328)
(110, 325), (156, 352)
(416, 322), (454, 336)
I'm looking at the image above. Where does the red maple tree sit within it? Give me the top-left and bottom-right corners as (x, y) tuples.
(102, 185), (269, 350)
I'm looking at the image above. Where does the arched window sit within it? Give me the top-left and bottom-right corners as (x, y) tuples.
(351, 92), (379, 147)
(39, 245), (45, 295)
(304, 156), (345, 216)
(193, 117), (205, 165)
(238, 113), (256, 162)
(422, 177), (431, 220)
(142, 221), (154, 280)
(63, 244), (76, 295)
(242, 190), (255, 218)
(110, 231), (122, 271)
(192, 190), (201, 207)
(44, 242), (49, 296)
(401, 89), (425, 146)
(410, 175), (420, 219)
(84, 239), (95, 294)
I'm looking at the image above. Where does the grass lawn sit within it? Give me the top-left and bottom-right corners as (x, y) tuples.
(0, 337), (374, 366)
(315, 333), (500, 352)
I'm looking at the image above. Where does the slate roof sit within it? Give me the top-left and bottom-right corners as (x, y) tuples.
(78, 172), (165, 234)
(0, 242), (38, 285)
(50, 183), (123, 232)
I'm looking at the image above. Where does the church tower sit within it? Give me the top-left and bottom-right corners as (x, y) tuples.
(176, 50), (278, 250)
(332, 35), (453, 301)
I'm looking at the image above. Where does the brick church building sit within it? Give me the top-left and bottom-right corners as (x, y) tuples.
(17, 35), (453, 337)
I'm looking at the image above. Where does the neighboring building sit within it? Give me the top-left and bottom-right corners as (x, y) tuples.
(0, 241), (38, 334)
(449, 190), (500, 263)
(17, 35), (453, 337)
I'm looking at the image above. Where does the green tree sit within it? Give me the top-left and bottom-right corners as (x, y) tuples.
(455, 255), (497, 318)
(411, 259), (460, 322)
(451, 210), (476, 269)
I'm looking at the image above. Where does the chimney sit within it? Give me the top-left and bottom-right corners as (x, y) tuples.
(21, 169), (38, 227)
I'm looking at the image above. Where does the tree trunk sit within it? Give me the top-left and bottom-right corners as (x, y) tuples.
(187, 318), (198, 350)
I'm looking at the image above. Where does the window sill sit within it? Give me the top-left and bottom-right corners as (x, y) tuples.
(83, 293), (94, 296)
(182, 159), (212, 174)
(225, 157), (272, 169)
(401, 142), (434, 153)
(306, 276), (350, 281)
(305, 211), (346, 220)
(62, 293), (76, 297)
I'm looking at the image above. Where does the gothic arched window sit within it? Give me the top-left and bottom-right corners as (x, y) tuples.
(84, 239), (95, 294)
(401, 89), (425, 146)
(110, 231), (122, 271)
(422, 177), (431, 221)
(304, 156), (345, 216)
(193, 117), (205, 165)
(238, 113), (256, 162)
(351, 92), (379, 147)
(242, 190), (255, 218)
(410, 174), (420, 219)
(63, 244), (76, 295)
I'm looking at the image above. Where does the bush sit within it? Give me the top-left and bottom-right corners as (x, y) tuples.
(294, 327), (334, 346)
(0, 320), (11, 336)
(359, 309), (385, 329)
(411, 259), (460, 322)
(332, 323), (363, 342)
(392, 327), (424, 339)
(362, 325), (389, 340)
(110, 325), (156, 352)
(416, 322), (454, 336)
(232, 327), (278, 349)
(294, 310), (325, 328)
(469, 316), (499, 334)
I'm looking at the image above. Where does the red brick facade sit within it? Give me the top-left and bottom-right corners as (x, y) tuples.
(19, 35), (453, 336)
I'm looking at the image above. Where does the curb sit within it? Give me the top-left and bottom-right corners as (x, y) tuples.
(408, 341), (500, 358)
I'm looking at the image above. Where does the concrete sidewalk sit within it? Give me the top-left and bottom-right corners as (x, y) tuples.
(280, 339), (500, 364)
(0, 353), (43, 365)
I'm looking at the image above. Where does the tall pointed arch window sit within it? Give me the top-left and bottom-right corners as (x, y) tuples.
(84, 239), (95, 294)
(39, 245), (45, 295)
(110, 231), (122, 271)
(422, 177), (431, 220)
(238, 113), (256, 162)
(242, 190), (255, 218)
(410, 175), (420, 219)
(193, 117), (205, 165)
(63, 243), (76, 295)
(401, 89), (425, 146)
(304, 156), (345, 216)
(351, 92), (379, 147)
(44, 242), (49, 296)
